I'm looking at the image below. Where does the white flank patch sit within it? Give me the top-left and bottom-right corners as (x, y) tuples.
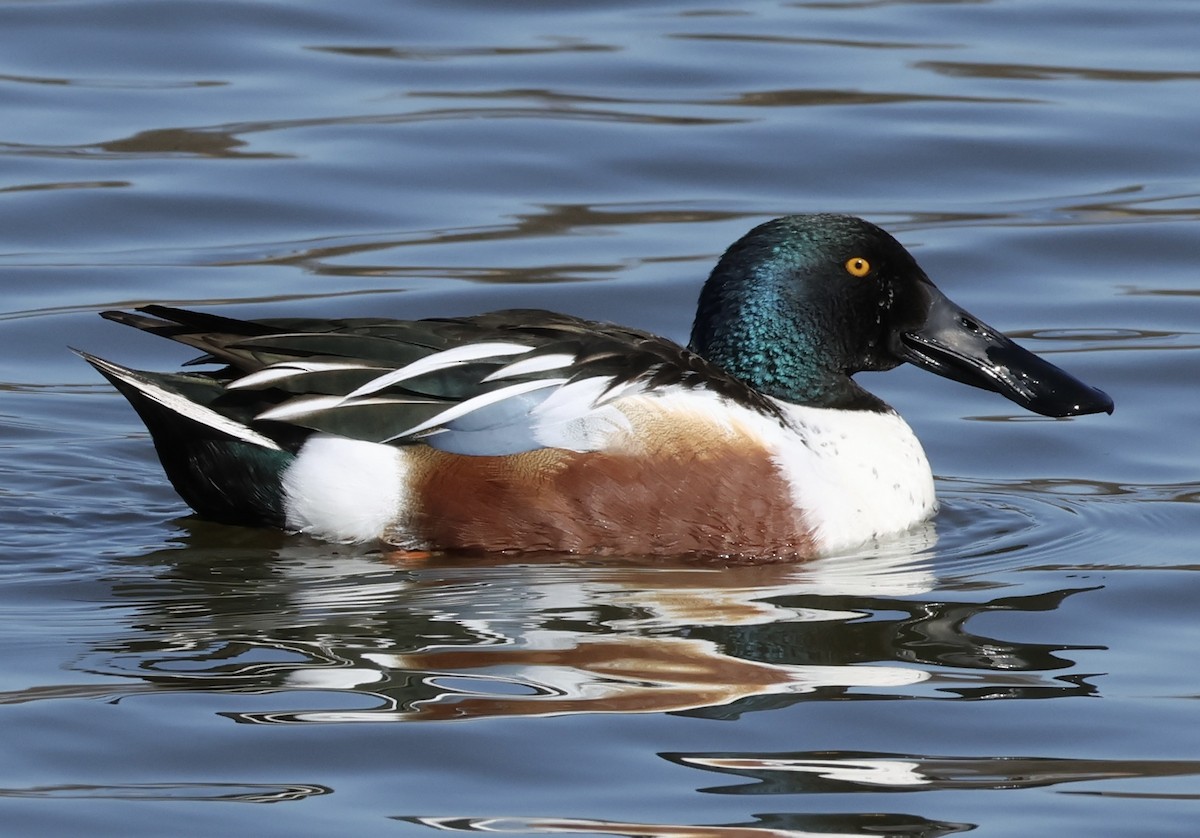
(281, 435), (408, 543)
(342, 342), (531, 400)
(82, 353), (282, 451)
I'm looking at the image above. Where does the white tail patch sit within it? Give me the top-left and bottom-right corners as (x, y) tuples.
(342, 342), (531, 400)
(282, 435), (408, 543)
(79, 352), (283, 451)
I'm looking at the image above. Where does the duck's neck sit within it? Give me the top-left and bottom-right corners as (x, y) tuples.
(689, 266), (886, 412)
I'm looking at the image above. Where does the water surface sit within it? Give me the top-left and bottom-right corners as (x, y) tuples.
(2, 1), (1199, 835)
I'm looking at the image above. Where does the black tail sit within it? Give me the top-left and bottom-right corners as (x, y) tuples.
(77, 351), (294, 528)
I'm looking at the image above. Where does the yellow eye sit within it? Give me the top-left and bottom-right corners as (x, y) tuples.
(845, 256), (871, 278)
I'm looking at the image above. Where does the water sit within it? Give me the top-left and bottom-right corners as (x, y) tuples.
(2, 0), (1199, 835)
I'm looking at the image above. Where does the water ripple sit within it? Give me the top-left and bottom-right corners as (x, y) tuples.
(0, 782), (329, 803)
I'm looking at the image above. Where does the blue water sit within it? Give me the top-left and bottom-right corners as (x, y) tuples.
(2, 1), (1200, 835)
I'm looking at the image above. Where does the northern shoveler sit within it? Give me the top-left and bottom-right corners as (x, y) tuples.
(79, 214), (1112, 559)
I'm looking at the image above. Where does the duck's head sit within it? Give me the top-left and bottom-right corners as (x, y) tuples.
(689, 213), (1113, 417)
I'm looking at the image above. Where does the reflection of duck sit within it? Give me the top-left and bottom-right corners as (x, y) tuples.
(80, 214), (1111, 559)
(43, 545), (1095, 725)
(407, 813), (970, 836)
(357, 633), (927, 722)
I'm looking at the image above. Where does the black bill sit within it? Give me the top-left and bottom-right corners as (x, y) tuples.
(893, 283), (1114, 418)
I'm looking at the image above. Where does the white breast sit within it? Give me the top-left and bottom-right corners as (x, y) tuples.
(769, 402), (937, 555)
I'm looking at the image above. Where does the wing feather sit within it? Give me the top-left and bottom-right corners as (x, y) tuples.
(91, 305), (779, 456)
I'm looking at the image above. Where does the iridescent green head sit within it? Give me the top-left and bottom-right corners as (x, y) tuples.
(689, 214), (1113, 416)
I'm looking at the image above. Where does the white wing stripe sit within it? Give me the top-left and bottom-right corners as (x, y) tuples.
(230, 361), (382, 390)
(84, 355), (283, 451)
(228, 367), (308, 389)
(257, 395), (439, 422)
(384, 378), (568, 442)
(257, 395), (355, 421)
(481, 352), (576, 382)
(342, 342), (531, 401)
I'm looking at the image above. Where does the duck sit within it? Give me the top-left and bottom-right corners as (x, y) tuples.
(78, 214), (1112, 560)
